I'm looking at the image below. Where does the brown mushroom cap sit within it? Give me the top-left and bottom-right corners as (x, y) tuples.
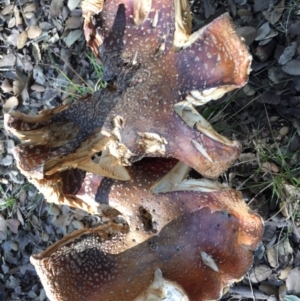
(31, 158), (263, 301)
(5, 0), (251, 186)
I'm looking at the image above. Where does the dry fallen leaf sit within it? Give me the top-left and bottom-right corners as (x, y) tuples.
(7, 218), (20, 234)
(14, 6), (23, 26)
(17, 30), (28, 49)
(50, 0), (64, 17)
(16, 208), (25, 226)
(1, 4), (14, 16)
(286, 268), (300, 295)
(0, 53), (16, 68)
(248, 264), (272, 283)
(8, 17), (15, 28)
(23, 2), (39, 13)
(32, 42), (41, 62)
(27, 26), (42, 39)
(63, 29), (83, 47)
(278, 42), (297, 65)
(68, 0), (82, 11)
(255, 22), (271, 41)
(0, 215), (7, 241)
(30, 84), (45, 92)
(261, 161), (279, 173)
(263, 1), (285, 25)
(3, 96), (19, 112)
(1, 79), (13, 93)
(13, 80), (24, 95)
(282, 60), (300, 75)
(65, 17), (83, 29)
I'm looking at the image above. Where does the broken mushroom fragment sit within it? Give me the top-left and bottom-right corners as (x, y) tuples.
(31, 158), (263, 301)
(5, 0), (252, 187)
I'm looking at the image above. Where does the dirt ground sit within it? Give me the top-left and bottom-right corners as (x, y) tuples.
(1, 0), (300, 300)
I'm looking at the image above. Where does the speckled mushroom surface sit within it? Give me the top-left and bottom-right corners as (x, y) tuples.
(31, 158), (263, 301)
(5, 0), (252, 209)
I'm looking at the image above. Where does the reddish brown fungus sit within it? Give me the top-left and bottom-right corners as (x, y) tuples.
(31, 158), (263, 301)
(5, 0), (252, 197)
(4, 0), (262, 299)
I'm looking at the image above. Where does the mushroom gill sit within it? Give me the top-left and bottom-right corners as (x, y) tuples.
(30, 158), (263, 301)
(5, 0), (252, 191)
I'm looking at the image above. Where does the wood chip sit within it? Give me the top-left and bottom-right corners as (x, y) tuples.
(27, 26), (42, 39)
(17, 31), (28, 49)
